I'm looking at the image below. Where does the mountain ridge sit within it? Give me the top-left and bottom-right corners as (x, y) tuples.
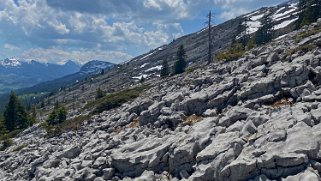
(0, 58), (81, 94)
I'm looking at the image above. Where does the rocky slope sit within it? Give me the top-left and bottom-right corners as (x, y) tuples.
(37, 0), (302, 115)
(1, 15), (321, 181)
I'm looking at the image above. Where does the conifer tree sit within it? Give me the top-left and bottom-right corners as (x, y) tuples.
(173, 45), (187, 75)
(0, 116), (7, 136)
(3, 91), (29, 131)
(235, 18), (249, 49)
(160, 59), (170, 77)
(140, 75), (145, 83)
(100, 69), (105, 75)
(95, 88), (105, 100)
(30, 105), (37, 125)
(40, 101), (45, 108)
(46, 104), (67, 125)
(297, 0), (321, 28)
(255, 14), (274, 45)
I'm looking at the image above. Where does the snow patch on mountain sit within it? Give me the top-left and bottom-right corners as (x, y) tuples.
(0, 58), (22, 67)
(80, 60), (114, 74)
(250, 13), (265, 21)
(140, 63), (149, 68)
(140, 51), (157, 60)
(272, 7), (297, 20)
(246, 20), (262, 34)
(145, 65), (162, 72)
(272, 2), (298, 24)
(132, 74), (148, 80)
(274, 17), (299, 30)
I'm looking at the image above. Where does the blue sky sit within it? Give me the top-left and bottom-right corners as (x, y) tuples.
(0, 0), (287, 64)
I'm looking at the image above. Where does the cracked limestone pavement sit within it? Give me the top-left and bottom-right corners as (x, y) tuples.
(2, 19), (321, 181)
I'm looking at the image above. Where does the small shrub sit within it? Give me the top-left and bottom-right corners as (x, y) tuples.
(185, 66), (197, 74)
(13, 144), (27, 152)
(46, 106), (67, 126)
(216, 43), (245, 62)
(85, 86), (146, 114)
(298, 44), (317, 53)
(0, 136), (13, 151)
(128, 117), (140, 128)
(60, 115), (89, 131)
(316, 40), (321, 48)
(95, 88), (105, 100)
(296, 26), (321, 42)
(6, 129), (23, 138)
(183, 115), (202, 126)
(271, 98), (294, 108)
(42, 115), (89, 137)
(286, 43), (317, 57)
(281, 44), (317, 61)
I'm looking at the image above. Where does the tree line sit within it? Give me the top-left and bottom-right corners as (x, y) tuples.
(217, 0), (321, 62)
(0, 91), (67, 137)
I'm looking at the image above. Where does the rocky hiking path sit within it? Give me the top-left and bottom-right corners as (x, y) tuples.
(1, 18), (321, 181)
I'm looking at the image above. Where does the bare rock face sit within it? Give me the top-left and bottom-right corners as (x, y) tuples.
(1, 5), (321, 181)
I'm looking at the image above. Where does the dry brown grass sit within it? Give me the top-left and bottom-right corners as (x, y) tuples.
(41, 115), (89, 137)
(272, 98), (293, 108)
(113, 126), (125, 134)
(128, 117), (140, 128)
(183, 115), (202, 126)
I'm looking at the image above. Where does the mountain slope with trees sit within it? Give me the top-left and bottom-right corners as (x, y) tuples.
(0, 59), (80, 94)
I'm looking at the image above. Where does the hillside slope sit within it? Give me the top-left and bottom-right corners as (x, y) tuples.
(35, 1), (301, 113)
(1, 11), (321, 181)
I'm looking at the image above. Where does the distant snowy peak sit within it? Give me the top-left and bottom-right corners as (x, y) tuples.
(0, 58), (22, 67)
(80, 60), (114, 74)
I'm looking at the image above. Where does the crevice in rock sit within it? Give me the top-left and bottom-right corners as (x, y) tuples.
(309, 71), (318, 85)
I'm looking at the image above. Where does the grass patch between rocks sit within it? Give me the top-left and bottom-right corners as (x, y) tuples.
(271, 98), (294, 108)
(183, 115), (202, 126)
(0, 136), (13, 151)
(85, 86), (147, 115)
(283, 43), (317, 60)
(296, 26), (321, 42)
(128, 117), (140, 128)
(216, 43), (246, 62)
(41, 115), (90, 137)
(13, 143), (28, 152)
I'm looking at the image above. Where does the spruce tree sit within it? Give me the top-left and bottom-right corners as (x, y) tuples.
(173, 45), (187, 75)
(95, 88), (105, 100)
(57, 107), (67, 124)
(0, 116), (8, 136)
(30, 105), (37, 125)
(140, 75), (145, 83)
(255, 14), (274, 45)
(310, 0), (321, 23)
(3, 91), (29, 131)
(160, 59), (170, 77)
(46, 105), (67, 125)
(100, 69), (105, 75)
(297, 0), (321, 28)
(235, 18), (249, 49)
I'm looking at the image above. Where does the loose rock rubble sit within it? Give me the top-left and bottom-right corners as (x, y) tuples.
(1, 17), (321, 181)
